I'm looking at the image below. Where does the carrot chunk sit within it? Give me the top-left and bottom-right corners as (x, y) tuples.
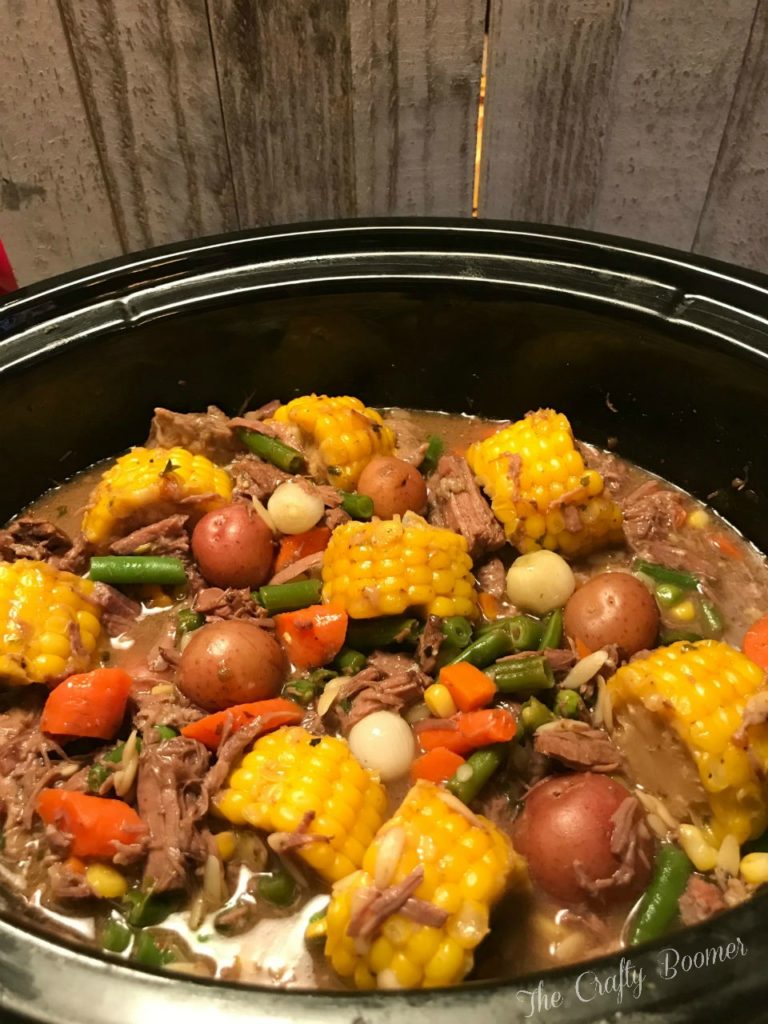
(36, 790), (147, 860)
(439, 662), (497, 712)
(41, 668), (133, 740)
(410, 747), (466, 784)
(181, 697), (303, 750)
(274, 604), (348, 669)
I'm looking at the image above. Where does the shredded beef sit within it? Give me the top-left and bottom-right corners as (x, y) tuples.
(416, 615), (443, 674)
(336, 656), (427, 731)
(428, 455), (505, 560)
(55, 534), (92, 575)
(476, 557), (506, 599)
(620, 480), (695, 568)
(109, 514), (190, 557)
(386, 412), (429, 467)
(478, 792), (515, 834)
(47, 861), (93, 901)
(230, 454), (289, 503)
(227, 416), (303, 452)
(735, 690), (768, 746)
(324, 506), (350, 530)
(90, 583), (140, 636)
(193, 587), (268, 622)
(131, 684), (203, 741)
(347, 868), (425, 939)
(136, 736), (210, 892)
(574, 795), (650, 897)
(147, 406), (241, 463)
(577, 442), (631, 497)
(203, 718), (271, 797)
(533, 720), (622, 772)
(0, 516), (72, 563)
(268, 552), (324, 585)
(678, 874), (728, 926)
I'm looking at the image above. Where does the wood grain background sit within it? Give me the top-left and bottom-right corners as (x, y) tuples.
(1, 0), (767, 285)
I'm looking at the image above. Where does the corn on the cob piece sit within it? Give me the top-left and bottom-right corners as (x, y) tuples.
(609, 640), (768, 843)
(271, 395), (395, 490)
(322, 512), (478, 620)
(324, 780), (526, 989)
(82, 446), (232, 546)
(466, 409), (623, 556)
(215, 726), (388, 884)
(0, 559), (102, 685)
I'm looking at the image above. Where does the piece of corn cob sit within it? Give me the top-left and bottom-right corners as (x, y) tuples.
(322, 512), (479, 620)
(271, 395), (395, 490)
(215, 726), (388, 883)
(324, 780), (527, 989)
(608, 640), (768, 844)
(82, 446), (232, 546)
(0, 559), (102, 685)
(466, 409), (623, 556)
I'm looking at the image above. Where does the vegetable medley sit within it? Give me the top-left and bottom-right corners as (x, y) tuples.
(2, 397), (768, 988)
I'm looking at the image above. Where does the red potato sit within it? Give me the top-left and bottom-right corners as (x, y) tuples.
(513, 773), (653, 906)
(177, 621), (286, 712)
(357, 456), (428, 519)
(191, 503), (273, 588)
(564, 572), (659, 658)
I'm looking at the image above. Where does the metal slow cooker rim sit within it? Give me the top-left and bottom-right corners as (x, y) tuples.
(2, 218), (768, 1024)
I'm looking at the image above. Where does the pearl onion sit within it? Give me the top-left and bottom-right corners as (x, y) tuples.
(505, 549), (575, 615)
(267, 481), (324, 535)
(347, 711), (415, 782)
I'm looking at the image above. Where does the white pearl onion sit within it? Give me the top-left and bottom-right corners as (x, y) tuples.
(348, 711), (415, 782)
(267, 481), (324, 535)
(505, 549), (575, 615)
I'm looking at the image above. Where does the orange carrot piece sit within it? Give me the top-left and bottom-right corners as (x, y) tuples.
(415, 721), (472, 755)
(744, 614), (768, 670)
(415, 708), (517, 754)
(478, 592), (501, 620)
(574, 637), (593, 660)
(41, 668), (133, 740)
(410, 747), (466, 784)
(709, 532), (744, 561)
(36, 791), (148, 860)
(439, 662), (497, 712)
(274, 526), (331, 573)
(274, 604), (348, 669)
(181, 697), (303, 750)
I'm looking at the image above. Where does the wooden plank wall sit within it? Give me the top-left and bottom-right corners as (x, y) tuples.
(1, 0), (767, 286)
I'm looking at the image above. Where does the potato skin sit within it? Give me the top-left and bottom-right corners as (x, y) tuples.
(564, 572), (659, 657)
(513, 773), (652, 905)
(178, 621), (285, 711)
(357, 456), (428, 519)
(191, 503), (273, 588)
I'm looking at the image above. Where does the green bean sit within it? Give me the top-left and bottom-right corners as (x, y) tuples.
(104, 737), (142, 764)
(239, 428), (305, 473)
(441, 616), (473, 649)
(478, 615), (542, 651)
(133, 930), (176, 968)
(553, 689), (585, 719)
(340, 491), (374, 521)
(155, 725), (178, 741)
(700, 599), (724, 637)
(334, 648), (367, 676)
(633, 559), (698, 591)
(346, 616), (420, 651)
(87, 763), (111, 792)
(176, 609), (205, 636)
(630, 844), (693, 946)
(447, 746), (506, 804)
(102, 918), (132, 953)
(445, 628), (512, 669)
(520, 697), (556, 735)
(89, 556), (186, 586)
(122, 889), (177, 928)
(538, 609), (563, 651)
(255, 578), (323, 614)
(258, 868), (297, 907)
(659, 629), (704, 645)
(487, 655), (554, 693)
(420, 435), (444, 475)
(282, 669), (336, 706)
(654, 582), (687, 609)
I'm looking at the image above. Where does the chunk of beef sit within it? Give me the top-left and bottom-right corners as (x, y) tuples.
(131, 684), (204, 741)
(533, 720), (622, 772)
(336, 656), (428, 731)
(193, 586), (269, 622)
(54, 534), (92, 575)
(147, 406), (241, 463)
(385, 412), (429, 467)
(620, 480), (691, 564)
(678, 874), (728, 926)
(0, 516), (72, 563)
(47, 861), (93, 901)
(230, 455), (289, 503)
(136, 736), (210, 892)
(476, 557), (506, 599)
(109, 514), (190, 557)
(324, 505), (350, 531)
(416, 615), (443, 675)
(203, 718), (268, 798)
(90, 582), (141, 636)
(428, 455), (505, 560)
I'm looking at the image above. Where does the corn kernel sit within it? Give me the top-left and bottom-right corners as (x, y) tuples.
(214, 831), (237, 862)
(424, 684), (458, 719)
(688, 509), (710, 529)
(669, 599), (696, 623)
(740, 852), (768, 886)
(678, 825), (718, 872)
(85, 863), (128, 900)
